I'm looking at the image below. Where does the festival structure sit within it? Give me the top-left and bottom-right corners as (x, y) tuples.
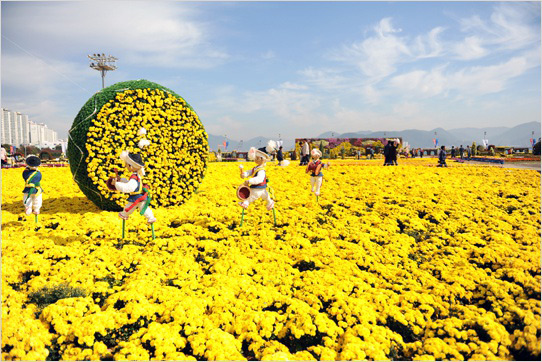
(67, 80), (209, 212)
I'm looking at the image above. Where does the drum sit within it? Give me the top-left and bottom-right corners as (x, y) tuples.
(106, 168), (120, 191)
(308, 161), (318, 172)
(106, 177), (117, 191)
(237, 185), (251, 201)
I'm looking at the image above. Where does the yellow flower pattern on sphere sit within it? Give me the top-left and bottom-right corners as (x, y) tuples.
(68, 80), (208, 211)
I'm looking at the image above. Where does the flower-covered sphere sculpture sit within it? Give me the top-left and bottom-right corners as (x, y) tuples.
(68, 80), (208, 211)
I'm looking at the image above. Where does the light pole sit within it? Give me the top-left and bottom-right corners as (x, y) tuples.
(88, 53), (118, 89)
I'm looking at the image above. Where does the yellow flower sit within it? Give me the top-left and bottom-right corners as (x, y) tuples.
(1, 160), (540, 360)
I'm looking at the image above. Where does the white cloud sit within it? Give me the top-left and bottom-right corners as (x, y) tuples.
(327, 101), (430, 133)
(3, 2), (228, 68)
(1, 53), (93, 136)
(279, 82), (307, 90)
(351, 18), (411, 79)
(299, 67), (350, 90)
(2, 54), (90, 95)
(241, 87), (322, 126)
(311, 3), (538, 106)
(453, 36), (488, 60)
(393, 102), (422, 117)
(457, 2), (540, 55)
(413, 27), (446, 59)
(361, 84), (382, 105)
(451, 56), (529, 94)
(261, 50), (276, 60)
(390, 66), (448, 98)
(390, 56), (532, 98)
(205, 115), (244, 136)
(332, 18), (445, 82)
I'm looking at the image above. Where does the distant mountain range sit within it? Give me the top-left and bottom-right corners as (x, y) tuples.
(208, 122), (540, 151)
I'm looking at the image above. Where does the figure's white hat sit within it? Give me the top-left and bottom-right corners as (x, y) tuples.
(120, 151), (144, 168)
(248, 147), (271, 161)
(311, 149), (322, 158)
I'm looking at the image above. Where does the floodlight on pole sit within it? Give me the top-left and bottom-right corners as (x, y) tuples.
(88, 53), (118, 89)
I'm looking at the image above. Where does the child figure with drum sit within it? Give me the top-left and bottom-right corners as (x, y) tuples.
(238, 146), (275, 210)
(107, 128), (156, 239)
(111, 151), (157, 224)
(306, 149), (328, 197)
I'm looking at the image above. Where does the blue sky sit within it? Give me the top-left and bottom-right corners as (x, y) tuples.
(1, 1), (540, 140)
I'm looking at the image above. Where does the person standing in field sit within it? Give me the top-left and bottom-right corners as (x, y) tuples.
(391, 139), (399, 165)
(451, 146), (456, 158)
(437, 146), (447, 167)
(383, 142), (391, 165)
(459, 145), (464, 159)
(301, 139), (310, 165)
(277, 146), (284, 166)
(298, 141), (305, 166)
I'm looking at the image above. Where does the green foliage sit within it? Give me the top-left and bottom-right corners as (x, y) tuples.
(28, 283), (87, 310)
(373, 140), (384, 152)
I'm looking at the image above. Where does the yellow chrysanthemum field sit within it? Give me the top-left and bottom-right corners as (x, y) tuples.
(2, 159), (540, 360)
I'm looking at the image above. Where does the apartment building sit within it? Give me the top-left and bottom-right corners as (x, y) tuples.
(1, 108), (58, 147)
